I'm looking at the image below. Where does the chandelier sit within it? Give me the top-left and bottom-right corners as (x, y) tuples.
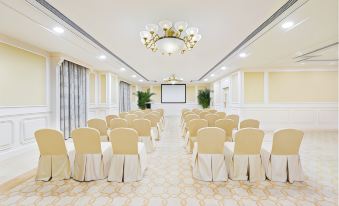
(163, 74), (183, 84)
(140, 20), (202, 55)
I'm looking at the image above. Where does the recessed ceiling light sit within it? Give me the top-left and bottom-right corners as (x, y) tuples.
(53, 27), (64, 34)
(204, 78), (208, 82)
(281, 21), (294, 29)
(210, 74), (215, 77)
(180, 78), (184, 80)
(239, 52), (248, 58)
(120, 67), (126, 71)
(220, 66), (227, 70)
(132, 75), (137, 78)
(98, 55), (106, 60)
(139, 79), (143, 82)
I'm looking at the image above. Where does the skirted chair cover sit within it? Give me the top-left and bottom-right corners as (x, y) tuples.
(184, 119), (208, 153)
(181, 111), (194, 128)
(109, 118), (128, 130)
(133, 119), (155, 153)
(106, 115), (119, 128)
(204, 114), (220, 126)
(154, 108), (165, 129)
(87, 119), (109, 141)
(199, 111), (209, 119)
(192, 127), (228, 181)
(215, 119), (235, 142)
(208, 109), (218, 114)
(192, 108), (201, 114)
(108, 128), (147, 182)
(150, 111), (164, 131)
(119, 112), (128, 118)
(124, 114), (138, 128)
(239, 119), (260, 129)
(181, 114), (200, 137)
(34, 129), (73, 181)
(134, 111), (145, 118)
(224, 128), (266, 182)
(216, 112), (226, 119)
(261, 129), (304, 183)
(226, 114), (239, 130)
(144, 114), (161, 140)
(70, 128), (112, 181)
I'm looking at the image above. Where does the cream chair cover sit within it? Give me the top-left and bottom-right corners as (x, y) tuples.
(70, 128), (112, 181)
(181, 111), (194, 129)
(34, 129), (73, 181)
(226, 114), (239, 130)
(199, 111), (209, 119)
(155, 109), (165, 129)
(239, 119), (260, 129)
(144, 114), (161, 140)
(150, 111), (164, 131)
(184, 119), (208, 153)
(180, 109), (190, 125)
(261, 129), (304, 183)
(204, 114), (220, 126)
(106, 115), (119, 128)
(134, 111), (145, 118)
(119, 112), (128, 118)
(181, 114), (200, 137)
(215, 119), (235, 142)
(216, 112), (226, 119)
(144, 109), (152, 114)
(133, 119), (155, 153)
(224, 128), (265, 182)
(108, 128), (147, 182)
(87, 119), (109, 141)
(124, 114), (138, 128)
(109, 118), (128, 130)
(209, 109), (218, 114)
(192, 127), (228, 181)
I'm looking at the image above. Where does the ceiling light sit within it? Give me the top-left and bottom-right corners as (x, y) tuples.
(98, 55), (106, 60)
(140, 20), (202, 55)
(204, 78), (208, 82)
(132, 75), (137, 78)
(220, 66), (227, 70)
(163, 74), (182, 84)
(139, 79), (143, 82)
(281, 21), (294, 29)
(239, 52), (248, 58)
(120, 67), (126, 71)
(210, 74), (215, 77)
(53, 27), (64, 34)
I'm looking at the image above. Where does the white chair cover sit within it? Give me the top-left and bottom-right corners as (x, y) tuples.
(192, 143), (228, 181)
(224, 143), (265, 182)
(139, 136), (155, 153)
(108, 142), (147, 182)
(261, 143), (304, 183)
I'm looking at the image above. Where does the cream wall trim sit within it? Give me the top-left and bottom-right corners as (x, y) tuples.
(0, 120), (14, 151)
(20, 116), (48, 144)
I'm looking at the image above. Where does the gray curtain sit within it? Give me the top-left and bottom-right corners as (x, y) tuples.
(119, 81), (131, 112)
(60, 60), (88, 139)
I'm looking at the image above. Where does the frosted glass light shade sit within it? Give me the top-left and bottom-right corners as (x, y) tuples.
(146, 24), (158, 33)
(192, 34), (202, 42)
(140, 31), (151, 39)
(156, 38), (185, 54)
(186, 27), (198, 35)
(159, 20), (173, 30)
(175, 21), (188, 31)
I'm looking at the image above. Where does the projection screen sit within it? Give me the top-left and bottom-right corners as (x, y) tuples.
(161, 84), (186, 103)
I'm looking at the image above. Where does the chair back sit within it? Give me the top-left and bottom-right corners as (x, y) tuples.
(240, 119), (260, 129)
(204, 114), (219, 126)
(144, 114), (158, 127)
(132, 119), (151, 136)
(197, 127), (225, 154)
(184, 114), (200, 125)
(215, 119), (235, 141)
(144, 109), (152, 114)
(125, 114), (138, 127)
(134, 111), (145, 118)
(234, 128), (264, 155)
(72, 128), (102, 154)
(35, 129), (67, 155)
(106, 115), (119, 127)
(209, 109), (218, 113)
(272, 129), (304, 155)
(216, 112), (226, 119)
(199, 111), (209, 119)
(109, 128), (138, 154)
(188, 119), (208, 137)
(119, 112), (128, 118)
(155, 109), (164, 116)
(192, 108), (201, 114)
(110, 118), (128, 129)
(87, 119), (107, 136)
(226, 114), (239, 129)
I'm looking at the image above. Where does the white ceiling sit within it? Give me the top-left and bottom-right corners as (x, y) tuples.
(0, 0), (337, 84)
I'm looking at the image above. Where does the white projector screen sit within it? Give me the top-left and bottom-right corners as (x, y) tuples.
(161, 84), (186, 103)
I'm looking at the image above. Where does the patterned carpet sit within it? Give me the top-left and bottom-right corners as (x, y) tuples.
(0, 117), (337, 206)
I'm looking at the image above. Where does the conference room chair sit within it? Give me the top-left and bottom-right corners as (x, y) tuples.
(144, 109), (152, 114)
(109, 118), (128, 130)
(149, 111), (164, 132)
(192, 108), (201, 115)
(144, 114), (161, 140)
(181, 114), (200, 137)
(215, 119), (235, 142)
(106, 115), (119, 128)
(181, 111), (194, 128)
(185, 119), (208, 153)
(87, 118), (109, 141)
(261, 129), (304, 183)
(132, 119), (155, 153)
(204, 114), (220, 127)
(134, 111), (145, 118)
(239, 119), (260, 129)
(71, 128), (111, 181)
(192, 127), (227, 181)
(224, 128), (265, 182)
(34, 129), (73, 181)
(226, 114), (240, 130)
(199, 111), (209, 119)
(209, 109), (218, 114)
(119, 112), (128, 118)
(124, 114), (138, 128)
(108, 128), (147, 182)
(216, 112), (226, 119)
(155, 108), (165, 125)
